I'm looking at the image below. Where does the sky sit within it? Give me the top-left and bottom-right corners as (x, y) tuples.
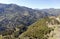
(0, 0), (60, 9)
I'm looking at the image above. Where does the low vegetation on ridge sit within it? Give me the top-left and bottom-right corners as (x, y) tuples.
(19, 17), (53, 39)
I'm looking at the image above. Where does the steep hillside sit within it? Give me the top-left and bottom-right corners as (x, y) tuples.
(0, 3), (60, 39)
(19, 17), (54, 39)
(0, 3), (50, 29)
(0, 4), (51, 37)
(0, 3), (51, 39)
(0, 16), (59, 39)
(19, 16), (60, 39)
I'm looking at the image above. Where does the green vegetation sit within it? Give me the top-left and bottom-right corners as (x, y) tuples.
(19, 17), (53, 39)
(0, 4), (60, 39)
(0, 17), (59, 39)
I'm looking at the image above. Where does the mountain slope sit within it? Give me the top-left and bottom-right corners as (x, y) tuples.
(19, 17), (53, 39)
(42, 8), (60, 16)
(0, 3), (50, 28)
(0, 3), (60, 39)
(0, 3), (51, 39)
(0, 16), (60, 39)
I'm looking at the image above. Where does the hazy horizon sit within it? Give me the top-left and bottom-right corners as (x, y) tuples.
(0, 0), (60, 9)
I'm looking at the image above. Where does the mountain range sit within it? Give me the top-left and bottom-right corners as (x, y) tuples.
(0, 3), (60, 39)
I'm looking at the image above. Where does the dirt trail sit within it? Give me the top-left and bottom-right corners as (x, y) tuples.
(48, 25), (60, 39)
(48, 17), (60, 39)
